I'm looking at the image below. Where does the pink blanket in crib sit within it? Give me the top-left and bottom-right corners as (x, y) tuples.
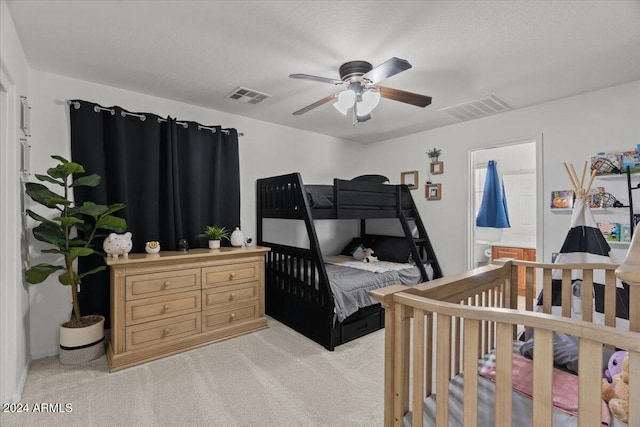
(479, 352), (611, 426)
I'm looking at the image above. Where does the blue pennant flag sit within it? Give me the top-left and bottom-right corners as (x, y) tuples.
(476, 160), (511, 228)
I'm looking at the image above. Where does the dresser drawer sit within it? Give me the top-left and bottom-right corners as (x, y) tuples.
(125, 312), (201, 351)
(202, 302), (257, 331)
(126, 268), (201, 301)
(202, 261), (259, 288)
(125, 290), (201, 326)
(202, 282), (258, 309)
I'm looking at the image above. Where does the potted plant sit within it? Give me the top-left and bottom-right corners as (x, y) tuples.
(427, 147), (442, 163)
(25, 155), (126, 364)
(202, 225), (230, 249)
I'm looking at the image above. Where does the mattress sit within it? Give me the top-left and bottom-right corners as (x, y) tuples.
(326, 261), (431, 322)
(403, 342), (621, 427)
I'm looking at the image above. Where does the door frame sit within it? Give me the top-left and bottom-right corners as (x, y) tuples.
(467, 135), (544, 271)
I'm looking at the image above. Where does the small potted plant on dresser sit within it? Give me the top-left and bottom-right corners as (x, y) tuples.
(25, 155), (127, 365)
(202, 225), (230, 249)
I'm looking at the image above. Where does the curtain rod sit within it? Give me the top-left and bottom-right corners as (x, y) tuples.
(67, 100), (244, 136)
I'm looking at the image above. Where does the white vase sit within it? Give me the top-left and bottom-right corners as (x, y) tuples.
(209, 240), (221, 249)
(59, 315), (105, 365)
(230, 227), (245, 247)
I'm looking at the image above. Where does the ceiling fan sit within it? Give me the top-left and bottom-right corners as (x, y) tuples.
(290, 57), (432, 125)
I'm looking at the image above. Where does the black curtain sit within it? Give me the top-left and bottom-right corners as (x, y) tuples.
(70, 100), (240, 326)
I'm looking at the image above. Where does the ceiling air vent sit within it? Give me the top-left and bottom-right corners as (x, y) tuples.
(225, 86), (271, 105)
(438, 95), (510, 121)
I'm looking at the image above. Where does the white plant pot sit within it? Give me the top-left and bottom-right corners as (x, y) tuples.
(59, 315), (105, 365)
(209, 240), (221, 249)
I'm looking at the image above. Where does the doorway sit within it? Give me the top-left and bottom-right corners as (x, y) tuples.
(468, 138), (542, 271)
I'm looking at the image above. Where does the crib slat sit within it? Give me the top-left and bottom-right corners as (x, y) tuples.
(393, 303), (409, 427)
(425, 313), (433, 397)
(582, 269), (594, 322)
(542, 269), (552, 314)
(577, 338), (602, 427)
(436, 314), (451, 427)
(488, 290), (495, 352)
(562, 269), (572, 318)
(495, 322), (513, 426)
(604, 270), (616, 328)
(525, 266), (534, 312)
(532, 329), (553, 427)
(463, 318), (480, 427)
(454, 315), (461, 376)
(482, 292), (489, 355)
(629, 351), (639, 426)
(412, 309), (425, 427)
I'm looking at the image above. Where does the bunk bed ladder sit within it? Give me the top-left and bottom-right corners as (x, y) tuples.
(399, 187), (443, 281)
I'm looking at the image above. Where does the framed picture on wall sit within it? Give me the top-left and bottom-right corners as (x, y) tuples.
(401, 170), (418, 189)
(430, 161), (444, 175)
(425, 183), (441, 200)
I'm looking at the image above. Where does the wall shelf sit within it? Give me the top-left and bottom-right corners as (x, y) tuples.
(549, 207), (627, 214)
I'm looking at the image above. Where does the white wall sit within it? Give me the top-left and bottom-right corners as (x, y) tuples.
(0, 0), (31, 403)
(25, 69), (366, 359)
(364, 80), (640, 275)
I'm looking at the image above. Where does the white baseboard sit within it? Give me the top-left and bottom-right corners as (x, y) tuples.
(5, 357), (31, 403)
(30, 347), (59, 361)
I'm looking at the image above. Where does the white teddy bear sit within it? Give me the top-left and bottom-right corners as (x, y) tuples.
(352, 246), (379, 263)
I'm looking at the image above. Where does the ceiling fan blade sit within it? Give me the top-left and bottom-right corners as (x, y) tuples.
(362, 57), (412, 83)
(379, 86), (432, 107)
(292, 93), (338, 115)
(289, 74), (345, 85)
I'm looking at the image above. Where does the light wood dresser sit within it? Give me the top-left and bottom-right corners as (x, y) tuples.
(106, 246), (270, 371)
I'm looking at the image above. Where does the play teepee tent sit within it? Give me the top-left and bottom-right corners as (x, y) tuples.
(541, 162), (629, 318)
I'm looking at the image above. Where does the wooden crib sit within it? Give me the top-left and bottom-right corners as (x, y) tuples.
(372, 242), (640, 426)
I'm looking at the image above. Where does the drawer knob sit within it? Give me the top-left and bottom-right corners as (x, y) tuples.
(162, 304), (170, 313)
(230, 313), (236, 321)
(163, 328), (171, 336)
(229, 272), (236, 280)
(229, 293), (235, 300)
(162, 281), (170, 289)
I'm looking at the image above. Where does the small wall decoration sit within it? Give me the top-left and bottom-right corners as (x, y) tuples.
(430, 161), (444, 175)
(401, 170), (419, 189)
(426, 183), (442, 200)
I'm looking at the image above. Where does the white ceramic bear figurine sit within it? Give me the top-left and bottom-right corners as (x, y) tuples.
(103, 232), (133, 258)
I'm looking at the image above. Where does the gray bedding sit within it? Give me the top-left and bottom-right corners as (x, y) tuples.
(403, 341), (615, 427)
(326, 262), (429, 322)
(404, 374), (578, 427)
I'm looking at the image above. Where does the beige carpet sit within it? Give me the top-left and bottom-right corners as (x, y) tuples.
(1, 318), (385, 427)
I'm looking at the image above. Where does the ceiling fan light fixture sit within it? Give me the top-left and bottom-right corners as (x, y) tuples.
(333, 89), (356, 115)
(357, 90), (381, 116)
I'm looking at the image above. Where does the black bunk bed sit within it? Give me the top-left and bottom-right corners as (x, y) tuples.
(256, 172), (443, 350)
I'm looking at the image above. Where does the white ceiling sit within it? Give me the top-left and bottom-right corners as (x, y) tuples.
(6, 0), (640, 143)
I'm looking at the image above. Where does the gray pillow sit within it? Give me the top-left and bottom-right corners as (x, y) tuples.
(520, 331), (614, 375)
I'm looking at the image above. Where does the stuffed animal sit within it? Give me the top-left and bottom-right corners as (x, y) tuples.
(352, 246), (378, 263)
(602, 351), (629, 423)
(605, 350), (627, 383)
(363, 251), (379, 263)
